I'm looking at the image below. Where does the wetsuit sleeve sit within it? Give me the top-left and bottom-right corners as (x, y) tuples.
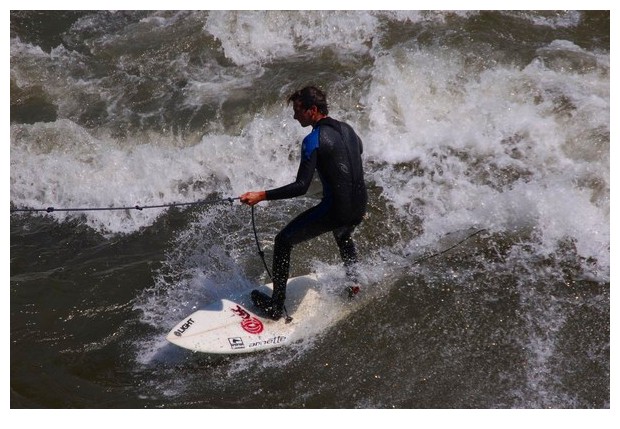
(265, 149), (317, 200)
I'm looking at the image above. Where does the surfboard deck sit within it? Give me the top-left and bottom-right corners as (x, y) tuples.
(166, 274), (321, 354)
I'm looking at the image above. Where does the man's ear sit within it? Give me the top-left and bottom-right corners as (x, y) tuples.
(309, 105), (320, 118)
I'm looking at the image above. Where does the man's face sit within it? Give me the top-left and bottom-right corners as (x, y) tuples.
(292, 100), (315, 127)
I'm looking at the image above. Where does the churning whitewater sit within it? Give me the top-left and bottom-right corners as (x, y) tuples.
(10, 10), (609, 409)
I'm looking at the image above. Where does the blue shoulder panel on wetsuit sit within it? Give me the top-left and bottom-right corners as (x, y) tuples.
(301, 127), (320, 161)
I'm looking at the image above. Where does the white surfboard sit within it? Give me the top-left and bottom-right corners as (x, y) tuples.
(166, 274), (321, 354)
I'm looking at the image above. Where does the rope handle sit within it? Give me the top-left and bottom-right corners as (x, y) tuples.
(251, 205), (272, 280)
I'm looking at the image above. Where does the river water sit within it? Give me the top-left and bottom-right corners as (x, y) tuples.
(9, 10), (610, 415)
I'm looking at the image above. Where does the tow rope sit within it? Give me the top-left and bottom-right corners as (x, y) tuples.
(10, 196), (239, 213)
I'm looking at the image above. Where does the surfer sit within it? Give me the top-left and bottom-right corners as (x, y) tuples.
(240, 86), (367, 320)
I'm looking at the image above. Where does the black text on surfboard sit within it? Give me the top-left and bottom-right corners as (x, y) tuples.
(248, 335), (287, 349)
(173, 317), (195, 337)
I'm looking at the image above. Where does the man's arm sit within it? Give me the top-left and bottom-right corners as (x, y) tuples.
(240, 149), (317, 206)
(265, 149), (317, 200)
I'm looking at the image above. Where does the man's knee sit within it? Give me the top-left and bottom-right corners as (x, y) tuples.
(274, 230), (293, 252)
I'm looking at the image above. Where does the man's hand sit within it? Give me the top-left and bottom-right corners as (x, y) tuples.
(240, 191), (267, 206)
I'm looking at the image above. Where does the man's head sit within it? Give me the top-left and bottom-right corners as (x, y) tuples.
(288, 86), (329, 115)
(288, 86), (328, 127)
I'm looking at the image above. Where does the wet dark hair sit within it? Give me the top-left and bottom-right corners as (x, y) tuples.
(288, 86), (329, 115)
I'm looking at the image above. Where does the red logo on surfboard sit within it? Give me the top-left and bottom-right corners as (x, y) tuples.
(231, 305), (264, 334)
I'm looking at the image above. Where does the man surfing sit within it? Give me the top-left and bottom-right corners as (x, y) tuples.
(240, 86), (367, 320)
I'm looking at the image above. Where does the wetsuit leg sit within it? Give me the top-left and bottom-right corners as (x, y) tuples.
(271, 202), (337, 303)
(333, 225), (360, 282)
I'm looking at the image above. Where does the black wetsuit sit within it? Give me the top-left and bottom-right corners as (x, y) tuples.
(265, 117), (367, 304)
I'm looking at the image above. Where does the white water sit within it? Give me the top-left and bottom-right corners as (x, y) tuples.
(10, 11), (609, 277)
(9, 10), (611, 410)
